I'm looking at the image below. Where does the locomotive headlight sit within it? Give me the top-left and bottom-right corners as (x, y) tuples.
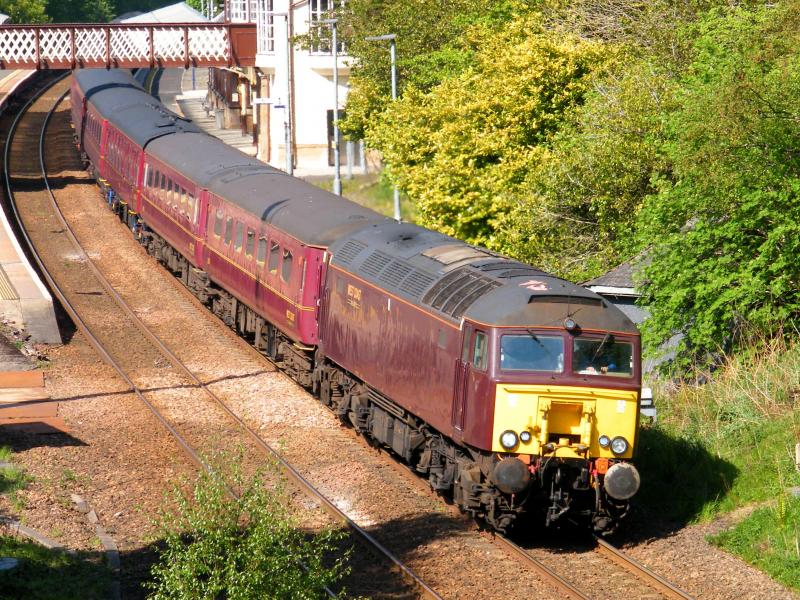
(500, 430), (519, 450)
(519, 430), (532, 444)
(598, 435), (611, 448)
(610, 436), (629, 456)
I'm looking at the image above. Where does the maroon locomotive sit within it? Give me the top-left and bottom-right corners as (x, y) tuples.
(71, 69), (642, 533)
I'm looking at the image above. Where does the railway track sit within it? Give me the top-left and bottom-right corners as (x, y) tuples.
(4, 73), (440, 600)
(495, 533), (694, 600)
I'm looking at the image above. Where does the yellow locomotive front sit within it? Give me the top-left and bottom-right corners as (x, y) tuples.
(489, 328), (641, 531)
(461, 282), (642, 533)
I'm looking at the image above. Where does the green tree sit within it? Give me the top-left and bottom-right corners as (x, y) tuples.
(504, 60), (675, 281)
(46, 0), (112, 22)
(339, 0), (522, 139)
(365, 14), (613, 251)
(637, 3), (800, 366)
(0, 0), (49, 22)
(147, 451), (349, 599)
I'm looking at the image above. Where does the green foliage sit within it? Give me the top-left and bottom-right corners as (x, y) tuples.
(638, 3), (800, 364)
(0, 537), (111, 599)
(339, 0), (524, 138)
(46, 0), (112, 22)
(110, 0), (177, 17)
(505, 59), (674, 280)
(638, 338), (800, 523)
(365, 15), (613, 250)
(0, 0), (49, 23)
(711, 496), (800, 591)
(147, 451), (349, 600)
(306, 173), (418, 223)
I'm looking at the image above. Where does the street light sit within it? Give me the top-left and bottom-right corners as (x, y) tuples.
(364, 33), (400, 221)
(259, 9), (293, 176)
(319, 18), (342, 195)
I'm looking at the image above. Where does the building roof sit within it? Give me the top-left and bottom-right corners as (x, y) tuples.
(119, 2), (207, 23)
(583, 261), (635, 289)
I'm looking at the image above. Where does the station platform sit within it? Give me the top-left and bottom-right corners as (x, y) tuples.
(0, 70), (61, 345)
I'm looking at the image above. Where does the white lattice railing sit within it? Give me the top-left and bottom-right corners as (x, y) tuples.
(0, 23), (257, 69)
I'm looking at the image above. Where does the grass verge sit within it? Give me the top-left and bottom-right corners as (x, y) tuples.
(639, 338), (800, 589)
(304, 172), (418, 223)
(0, 536), (111, 600)
(0, 446), (29, 512)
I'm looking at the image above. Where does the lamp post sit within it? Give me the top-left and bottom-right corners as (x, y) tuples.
(319, 18), (341, 195)
(263, 10), (293, 175)
(364, 33), (400, 221)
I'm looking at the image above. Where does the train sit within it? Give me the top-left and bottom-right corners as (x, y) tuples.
(70, 68), (642, 534)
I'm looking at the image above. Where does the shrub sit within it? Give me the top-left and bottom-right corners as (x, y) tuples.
(147, 451), (349, 600)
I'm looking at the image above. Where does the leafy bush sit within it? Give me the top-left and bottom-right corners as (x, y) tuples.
(638, 3), (800, 364)
(147, 451), (349, 600)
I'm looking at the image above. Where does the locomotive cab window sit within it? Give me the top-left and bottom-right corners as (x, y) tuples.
(268, 241), (280, 273)
(234, 222), (244, 251)
(500, 334), (564, 372)
(213, 209), (224, 237)
(257, 237), (267, 263)
(245, 229), (255, 257)
(472, 332), (488, 371)
(224, 217), (234, 245)
(281, 249), (293, 283)
(573, 335), (633, 377)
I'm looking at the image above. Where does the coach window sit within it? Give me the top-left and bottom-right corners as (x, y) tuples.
(472, 332), (488, 371)
(180, 187), (187, 216)
(234, 222), (244, 252)
(268, 241), (280, 274)
(245, 229), (255, 257)
(281, 249), (293, 283)
(213, 209), (224, 237)
(257, 237), (267, 264)
(160, 173), (166, 200)
(188, 193), (196, 223)
(224, 217), (234, 245)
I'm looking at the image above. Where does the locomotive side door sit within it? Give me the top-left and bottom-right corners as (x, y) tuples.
(453, 326), (490, 438)
(452, 324), (475, 433)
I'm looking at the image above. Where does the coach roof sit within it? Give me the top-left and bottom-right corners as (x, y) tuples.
(76, 70), (203, 147)
(146, 132), (389, 247)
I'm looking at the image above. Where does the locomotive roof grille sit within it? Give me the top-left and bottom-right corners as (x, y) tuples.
(335, 240), (368, 266)
(361, 251), (393, 278)
(400, 271), (436, 297)
(422, 268), (469, 307)
(442, 277), (499, 318)
(379, 261), (413, 288)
